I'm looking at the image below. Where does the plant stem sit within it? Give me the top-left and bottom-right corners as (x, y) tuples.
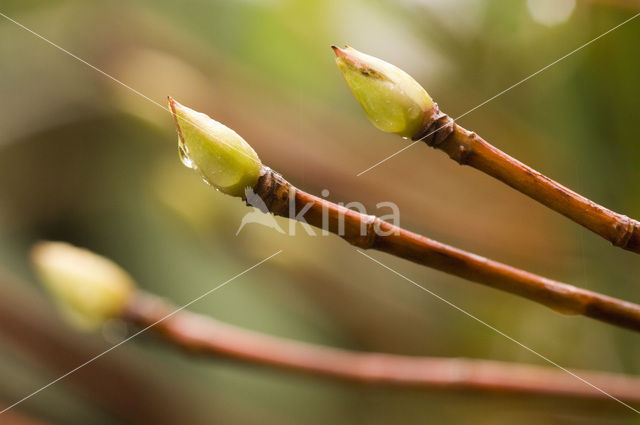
(0, 402), (51, 425)
(0, 274), (187, 424)
(123, 292), (640, 403)
(251, 167), (640, 332)
(414, 107), (640, 253)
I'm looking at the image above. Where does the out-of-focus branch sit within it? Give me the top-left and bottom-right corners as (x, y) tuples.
(123, 292), (640, 404)
(0, 272), (196, 424)
(0, 402), (53, 425)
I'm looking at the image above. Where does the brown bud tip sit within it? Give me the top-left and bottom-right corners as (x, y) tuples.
(331, 45), (347, 58)
(167, 96), (177, 111)
(167, 96), (184, 145)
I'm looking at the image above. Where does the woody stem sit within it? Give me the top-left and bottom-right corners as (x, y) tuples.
(122, 291), (640, 403)
(250, 166), (640, 333)
(414, 107), (640, 253)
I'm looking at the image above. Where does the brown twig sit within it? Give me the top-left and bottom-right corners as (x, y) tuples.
(250, 167), (640, 332)
(0, 273), (196, 424)
(123, 292), (640, 403)
(0, 402), (53, 425)
(414, 106), (640, 253)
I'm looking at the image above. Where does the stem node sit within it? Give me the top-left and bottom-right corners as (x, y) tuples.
(412, 104), (454, 147)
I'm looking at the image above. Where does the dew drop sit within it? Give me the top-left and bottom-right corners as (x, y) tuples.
(178, 138), (195, 169)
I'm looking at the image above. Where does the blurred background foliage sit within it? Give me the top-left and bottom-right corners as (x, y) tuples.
(1, 0), (640, 423)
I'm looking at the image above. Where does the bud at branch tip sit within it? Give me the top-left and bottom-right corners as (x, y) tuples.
(31, 241), (136, 330)
(168, 97), (262, 197)
(332, 45), (434, 139)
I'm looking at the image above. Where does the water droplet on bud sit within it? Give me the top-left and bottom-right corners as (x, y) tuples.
(178, 138), (195, 169)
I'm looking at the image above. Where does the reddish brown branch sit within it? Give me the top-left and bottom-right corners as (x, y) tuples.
(252, 167), (640, 332)
(0, 402), (53, 425)
(123, 292), (640, 403)
(415, 107), (640, 253)
(0, 274), (192, 424)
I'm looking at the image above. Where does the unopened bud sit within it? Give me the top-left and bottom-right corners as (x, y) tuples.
(332, 45), (434, 139)
(168, 97), (262, 196)
(31, 242), (135, 330)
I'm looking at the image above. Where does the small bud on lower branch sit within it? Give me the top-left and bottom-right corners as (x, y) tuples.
(31, 241), (136, 330)
(332, 45), (434, 139)
(168, 97), (262, 197)
(29, 240), (639, 403)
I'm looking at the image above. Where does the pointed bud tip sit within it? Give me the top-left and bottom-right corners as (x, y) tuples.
(331, 45), (346, 58)
(167, 96), (186, 145)
(167, 96), (177, 111)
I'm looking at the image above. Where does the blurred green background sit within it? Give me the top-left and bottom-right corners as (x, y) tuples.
(1, 0), (640, 423)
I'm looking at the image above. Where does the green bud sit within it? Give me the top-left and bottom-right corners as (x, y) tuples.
(168, 97), (262, 197)
(332, 45), (434, 139)
(31, 242), (136, 330)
